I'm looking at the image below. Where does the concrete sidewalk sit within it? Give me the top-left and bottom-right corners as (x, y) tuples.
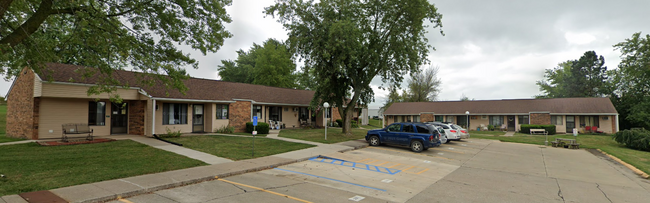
(1, 137), (369, 203)
(0, 139), (36, 146)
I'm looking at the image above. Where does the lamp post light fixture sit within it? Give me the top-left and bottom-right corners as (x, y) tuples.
(465, 111), (470, 130)
(323, 102), (330, 140)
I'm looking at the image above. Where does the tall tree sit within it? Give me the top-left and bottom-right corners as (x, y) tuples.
(611, 32), (650, 129)
(536, 51), (608, 98)
(217, 38), (299, 88)
(380, 84), (404, 113)
(404, 66), (441, 102)
(0, 0), (233, 98)
(266, 0), (443, 134)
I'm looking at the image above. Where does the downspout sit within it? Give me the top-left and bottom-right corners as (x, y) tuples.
(615, 114), (619, 133)
(152, 99), (156, 136)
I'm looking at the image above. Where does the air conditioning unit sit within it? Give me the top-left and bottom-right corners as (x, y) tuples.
(293, 107), (299, 112)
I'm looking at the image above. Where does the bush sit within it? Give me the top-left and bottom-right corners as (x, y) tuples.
(159, 128), (181, 138)
(214, 125), (235, 134)
(335, 119), (359, 128)
(488, 125), (495, 131)
(245, 122), (269, 134)
(520, 124), (556, 135)
(351, 121), (359, 128)
(613, 129), (650, 152)
(335, 119), (343, 127)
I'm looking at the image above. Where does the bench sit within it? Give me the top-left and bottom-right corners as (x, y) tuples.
(530, 129), (547, 135)
(62, 123), (94, 142)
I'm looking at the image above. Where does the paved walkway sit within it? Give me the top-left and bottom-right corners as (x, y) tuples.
(0, 139), (35, 146)
(503, 131), (515, 136)
(0, 133), (368, 203)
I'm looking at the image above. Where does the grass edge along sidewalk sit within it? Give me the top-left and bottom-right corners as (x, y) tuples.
(471, 132), (650, 178)
(166, 135), (315, 161)
(279, 128), (369, 144)
(0, 140), (206, 196)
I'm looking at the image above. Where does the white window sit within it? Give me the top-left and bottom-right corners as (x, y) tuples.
(551, 116), (563, 125)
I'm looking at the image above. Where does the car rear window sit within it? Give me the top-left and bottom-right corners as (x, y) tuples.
(450, 125), (459, 130)
(416, 125), (430, 134)
(439, 125), (450, 129)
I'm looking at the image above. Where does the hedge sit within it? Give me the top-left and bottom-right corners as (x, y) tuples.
(245, 122), (269, 134)
(520, 124), (556, 135)
(613, 129), (650, 152)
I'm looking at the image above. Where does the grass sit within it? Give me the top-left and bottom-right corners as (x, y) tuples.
(227, 132), (268, 137)
(0, 105), (24, 143)
(367, 119), (383, 129)
(279, 128), (369, 144)
(471, 133), (650, 176)
(166, 135), (314, 160)
(0, 140), (206, 196)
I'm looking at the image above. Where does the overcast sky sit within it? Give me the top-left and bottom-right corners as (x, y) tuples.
(2, 0), (649, 109)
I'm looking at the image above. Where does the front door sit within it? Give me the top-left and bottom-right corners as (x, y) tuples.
(507, 116), (515, 131)
(566, 116), (575, 133)
(111, 103), (128, 134)
(192, 104), (204, 133)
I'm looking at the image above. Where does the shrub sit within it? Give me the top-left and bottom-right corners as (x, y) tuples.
(214, 125), (235, 134)
(335, 119), (343, 127)
(488, 125), (495, 131)
(520, 124), (556, 135)
(159, 128), (181, 138)
(351, 121), (359, 128)
(613, 129), (650, 152)
(245, 122), (269, 134)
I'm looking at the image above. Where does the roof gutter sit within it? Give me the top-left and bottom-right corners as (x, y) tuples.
(151, 97), (235, 103)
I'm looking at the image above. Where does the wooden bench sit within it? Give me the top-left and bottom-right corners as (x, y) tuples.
(62, 123), (94, 142)
(530, 129), (547, 135)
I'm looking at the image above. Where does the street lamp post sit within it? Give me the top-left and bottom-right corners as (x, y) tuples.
(323, 102), (330, 140)
(465, 111), (470, 130)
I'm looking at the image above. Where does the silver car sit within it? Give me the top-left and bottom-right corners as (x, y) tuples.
(428, 122), (462, 143)
(452, 124), (470, 139)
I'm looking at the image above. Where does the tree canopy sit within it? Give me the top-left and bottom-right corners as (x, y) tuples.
(266, 0), (443, 134)
(218, 38), (299, 89)
(536, 51), (608, 98)
(0, 0), (232, 97)
(610, 32), (650, 129)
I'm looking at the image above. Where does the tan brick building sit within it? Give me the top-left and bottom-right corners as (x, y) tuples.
(382, 98), (619, 134)
(6, 63), (368, 139)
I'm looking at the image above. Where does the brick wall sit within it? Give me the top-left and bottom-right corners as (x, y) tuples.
(421, 113), (434, 122)
(33, 98), (40, 139)
(332, 107), (342, 120)
(229, 101), (251, 132)
(7, 68), (36, 139)
(128, 100), (146, 135)
(530, 113), (551, 125)
(611, 115), (617, 134)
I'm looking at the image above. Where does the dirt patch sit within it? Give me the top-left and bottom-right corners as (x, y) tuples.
(37, 138), (115, 146)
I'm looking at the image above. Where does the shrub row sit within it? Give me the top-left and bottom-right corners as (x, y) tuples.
(520, 124), (556, 135)
(613, 129), (650, 152)
(245, 122), (270, 134)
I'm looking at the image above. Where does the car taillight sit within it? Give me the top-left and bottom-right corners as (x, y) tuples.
(450, 130), (457, 133)
(461, 130), (467, 133)
(429, 135), (434, 141)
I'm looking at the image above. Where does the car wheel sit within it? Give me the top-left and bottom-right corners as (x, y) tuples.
(411, 140), (424, 152)
(368, 136), (380, 146)
(440, 135), (448, 144)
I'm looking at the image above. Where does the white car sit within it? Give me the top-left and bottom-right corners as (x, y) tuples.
(428, 122), (462, 143)
(452, 124), (470, 139)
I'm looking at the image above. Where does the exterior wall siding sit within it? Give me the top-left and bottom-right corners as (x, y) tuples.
(599, 115), (613, 134)
(38, 98), (113, 139)
(41, 83), (140, 100)
(554, 115), (567, 133)
(281, 106), (301, 128)
(229, 101), (251, 132)
(469, 116), (489, 131)
(155, 101), (193, 135)
(33, 75), (42, 97)
(7, 68), (36, 139)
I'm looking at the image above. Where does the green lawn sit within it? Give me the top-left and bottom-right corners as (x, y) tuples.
(0, 140), (206, 196)
(279, 128), (369, 144)
(227, 132), (268, 137)
(471, 133), (650, 176)
(0, 105), (24, 143)
(166, 135), (314, 160)
(367, 119), (383, 129)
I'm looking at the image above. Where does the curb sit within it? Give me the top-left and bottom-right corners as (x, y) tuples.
(597, 149), (649, 179)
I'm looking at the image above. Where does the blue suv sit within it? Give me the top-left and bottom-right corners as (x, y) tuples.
(365, 122), (441, 152)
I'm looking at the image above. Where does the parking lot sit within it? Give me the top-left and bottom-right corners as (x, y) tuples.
(113, 139), (650, 203)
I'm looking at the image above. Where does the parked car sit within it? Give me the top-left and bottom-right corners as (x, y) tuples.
(453, 124), (470, 139)
(428, 122), (462, 143)
(372, 116), (380, 120)
(435, 126), (448, 144)
(365, 122), (441, 152)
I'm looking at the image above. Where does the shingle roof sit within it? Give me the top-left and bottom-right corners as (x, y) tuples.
(383, 97), (618, 115)
(36, 63), (315, 105)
